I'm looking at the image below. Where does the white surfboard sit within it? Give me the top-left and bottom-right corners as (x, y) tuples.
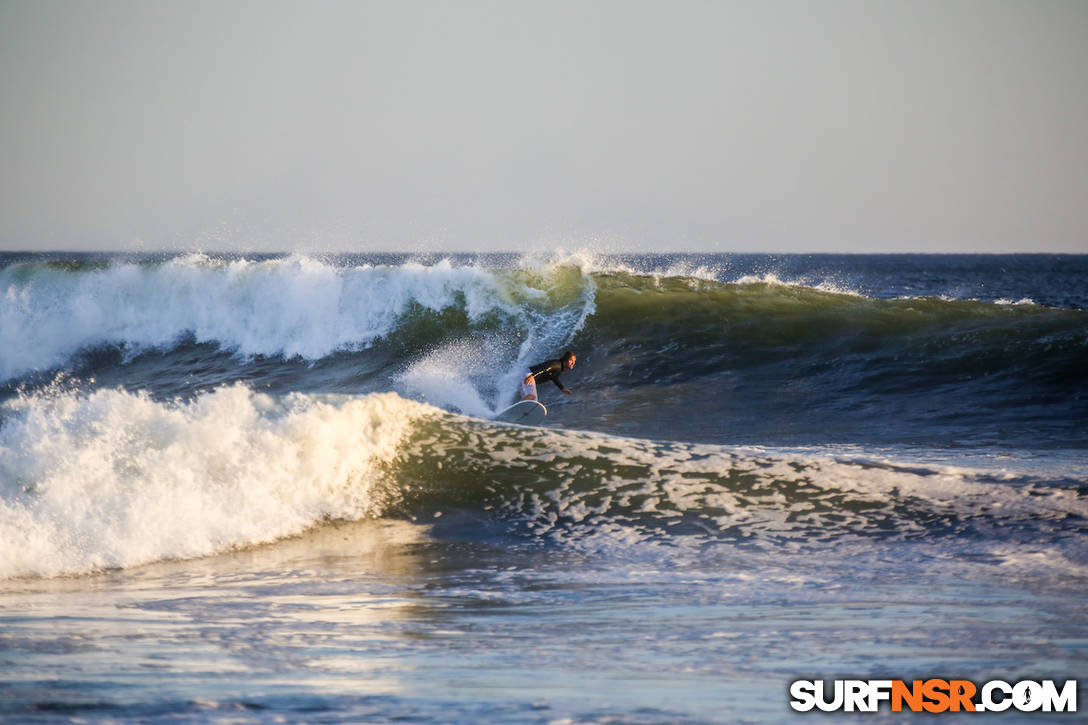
(494, 400), (547, 425)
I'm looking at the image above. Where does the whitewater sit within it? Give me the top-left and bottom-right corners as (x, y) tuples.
(0, 251), (1085, 723)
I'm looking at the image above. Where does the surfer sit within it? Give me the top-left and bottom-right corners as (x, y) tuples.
(520, 351), (577, 401)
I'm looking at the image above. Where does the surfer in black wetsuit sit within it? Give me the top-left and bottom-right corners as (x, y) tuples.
(520, 351), (577, 401)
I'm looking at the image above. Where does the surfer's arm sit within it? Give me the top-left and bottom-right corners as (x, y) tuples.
(527, 361), (557, 384)
(528, 360), (571, 392)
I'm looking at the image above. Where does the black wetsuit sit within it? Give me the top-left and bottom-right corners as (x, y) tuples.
(529, 359), (569, 392)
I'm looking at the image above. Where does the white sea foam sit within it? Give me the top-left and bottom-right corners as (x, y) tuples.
(512, 249), (726, 285)
(0, 385), (434, 578)
(0, 255), (523, 381)
(731, 272), (865, 297)
(406, 422), (1088, 579)
(3, 385), (1083, 582)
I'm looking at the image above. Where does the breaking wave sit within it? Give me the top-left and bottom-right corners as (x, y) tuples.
(1, 383), (1084, 580)
(0, 385), (431, 578)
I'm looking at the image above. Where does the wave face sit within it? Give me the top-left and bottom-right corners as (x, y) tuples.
(3, 252), (1083, 448)
(576, 271), (1088, 448)
(0, 252), (1085, 578)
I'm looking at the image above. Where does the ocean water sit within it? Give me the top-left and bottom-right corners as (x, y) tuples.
(0, 251), (1085, 723)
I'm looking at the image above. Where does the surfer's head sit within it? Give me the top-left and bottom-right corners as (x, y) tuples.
(562, 351), (576, 370)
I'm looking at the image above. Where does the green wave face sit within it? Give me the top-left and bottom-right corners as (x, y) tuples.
(2, 256), (1084, 450)
(384, 412), (1087, 556)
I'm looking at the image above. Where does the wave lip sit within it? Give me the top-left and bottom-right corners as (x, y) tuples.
(0, 254), (521, 381)
(0, 385), (434, 579)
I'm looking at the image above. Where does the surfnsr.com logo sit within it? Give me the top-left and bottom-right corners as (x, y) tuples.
(789, 679), (1078, 713)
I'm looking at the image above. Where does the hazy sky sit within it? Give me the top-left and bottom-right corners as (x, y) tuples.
(2, 0), (1086, 253)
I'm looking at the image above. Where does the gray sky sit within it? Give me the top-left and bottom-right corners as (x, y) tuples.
(2, 0), (1086, 253)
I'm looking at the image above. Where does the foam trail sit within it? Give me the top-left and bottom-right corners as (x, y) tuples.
(391, 420), (1088, 580)
(0, 385), (434, 578)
